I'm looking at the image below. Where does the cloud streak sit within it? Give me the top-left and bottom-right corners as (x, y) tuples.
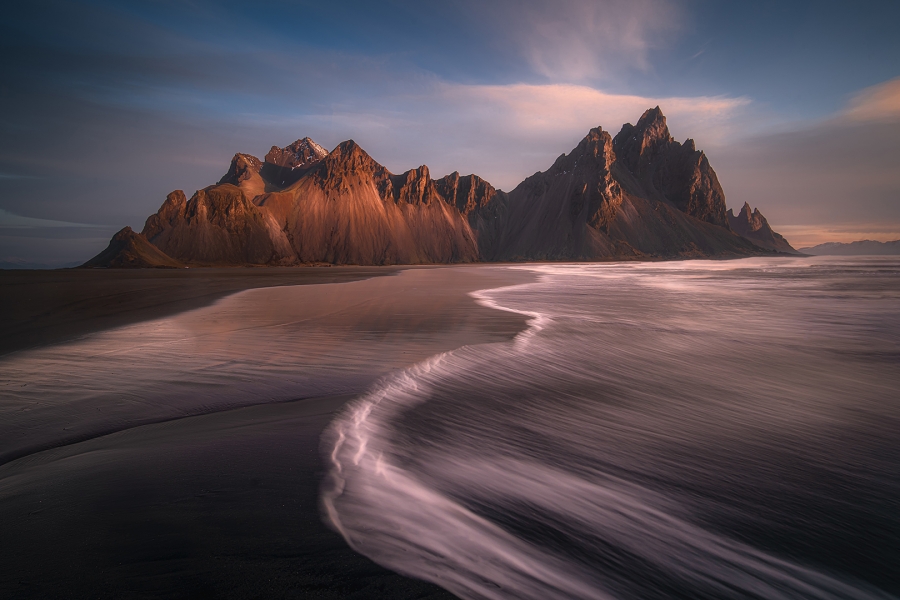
(3, 0), (899, 261)
(843, 77), (900, 122)
(471, 0), (682, 82)
(0, 209), (98, 229)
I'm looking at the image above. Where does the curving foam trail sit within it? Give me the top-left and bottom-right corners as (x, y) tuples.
(322, 257), (900, 599)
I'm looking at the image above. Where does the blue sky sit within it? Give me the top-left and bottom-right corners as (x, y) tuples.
(2, 0), (899, 264)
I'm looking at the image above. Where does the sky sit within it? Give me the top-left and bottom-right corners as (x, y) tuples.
(1, 0), (899, 265)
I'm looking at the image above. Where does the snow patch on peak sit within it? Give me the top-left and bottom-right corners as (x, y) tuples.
(265, 137), (329, 168)
(300, 138), (328, 158)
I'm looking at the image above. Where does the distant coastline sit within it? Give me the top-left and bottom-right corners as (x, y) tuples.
(799, 239), (900, 255)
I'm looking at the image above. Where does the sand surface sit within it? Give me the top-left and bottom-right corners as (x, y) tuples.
(0, 267), (403, 356)
(0, 266), (532, 599)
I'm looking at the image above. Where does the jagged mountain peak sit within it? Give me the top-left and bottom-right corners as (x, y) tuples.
(93, 107), (797, 268)
(293, 136), (327, 155)
(265, 137), (328, 168)
(612, 107), (674, 168)
(402, 164), (430, 180)
(610, 107), (729, 228)
(323, 139), (382, 174)
(434, 171), (500, 215)
(727, 203), (797, 253)
(728, 202), (763, 226)
(384, 165), (442, 206)
(578, 127), (615, 158)
(549, 127), (615, 175)
(633, 106), (672, 142)
(232, 153), (263, 169)
(218, 154), (264, 188)
(440, 170), (493, 188)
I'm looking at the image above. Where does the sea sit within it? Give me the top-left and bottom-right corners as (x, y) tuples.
(323, 256), (900, 599)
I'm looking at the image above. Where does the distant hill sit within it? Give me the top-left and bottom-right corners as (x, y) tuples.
(799, 240), (900, 255)
(81, 227), (183, 268)
(84, 108), (795, 267)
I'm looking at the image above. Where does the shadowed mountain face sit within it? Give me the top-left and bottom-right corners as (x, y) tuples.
(434, 172), (509, 261)
(613, 107), (729, 227)
(493, 110), (762, 260)
(728, 202), (797, 253)
(86, 108), (793, 267)
(81, 227), (183, 269)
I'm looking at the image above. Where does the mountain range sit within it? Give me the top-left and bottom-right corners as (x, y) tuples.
(799, 240), (900, 255)
(85, 108), (796, 267)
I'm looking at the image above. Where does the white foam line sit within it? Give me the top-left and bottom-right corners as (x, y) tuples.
(320, 268), (894, 600)
(321, 359), (612, 599)
(469, 279), (551, 349)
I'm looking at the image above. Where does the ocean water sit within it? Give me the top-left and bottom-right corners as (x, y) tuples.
(323, 257), (900, 599)
(0, 269), (523, 467)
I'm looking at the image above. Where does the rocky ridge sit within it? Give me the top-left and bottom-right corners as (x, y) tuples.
(84, 108), (794, 267)
(727, 202), (797, 253)
(612, 107), (729, 228)
(492, 109), (774, 260)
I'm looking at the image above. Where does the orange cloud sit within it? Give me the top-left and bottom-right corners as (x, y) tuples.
(438, 82), (751, 146)
(843, 77), (900, 122)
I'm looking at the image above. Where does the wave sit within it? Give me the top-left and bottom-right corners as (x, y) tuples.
(322, 258), (900, 599)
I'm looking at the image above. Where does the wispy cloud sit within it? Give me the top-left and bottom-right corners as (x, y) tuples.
(272, 82), (750, 189)
(477, 0), (682, 82)
(0, 209), (98, 229)
(843, 77), (900, 122)
(437, 83), (749, 140)
(4, 0), (897, 261)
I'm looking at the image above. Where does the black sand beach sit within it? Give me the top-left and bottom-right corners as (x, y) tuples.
(0, 267), (404, 357)
(0, 266), (531, 599)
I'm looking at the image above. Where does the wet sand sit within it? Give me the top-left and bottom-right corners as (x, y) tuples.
(0, 266), (532, 599)
(0, 267), (403, 357)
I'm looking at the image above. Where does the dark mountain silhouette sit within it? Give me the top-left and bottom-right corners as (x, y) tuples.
(727, 202), (797, 253)
(491, 111), (763, 260)
(613, 107), (729, 227)
(799, 240), (900, 255)
(84, 108), (794, 267)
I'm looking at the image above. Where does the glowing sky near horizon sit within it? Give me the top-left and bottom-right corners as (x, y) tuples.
(1, 0), (899, 263)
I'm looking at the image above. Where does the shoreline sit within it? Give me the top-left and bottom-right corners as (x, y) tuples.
(0, 266), (404, 357)
(0, 254), (797, 357)
(0, 265), (534, 599)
